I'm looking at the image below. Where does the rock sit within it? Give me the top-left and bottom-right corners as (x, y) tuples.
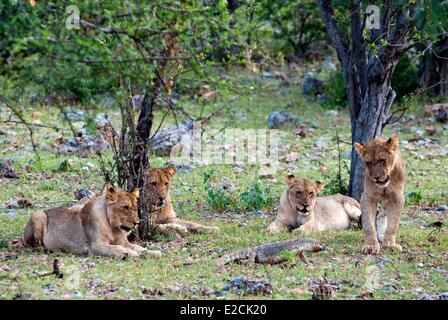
(149, 120), (194, 157)
(95, 114), (110, 127)
(323, 57), (337, 71)
(425, 103), (447, 123)
(164, 161), (193, 173)
(61, 110), (85, 122)
(223, 276), (273, 296)
(5, 209), (17, 217)
(417, 293), (432, 300)
(311, 121), (319, 128)
(267, 111), (295, 129)
(303, 74), (323, 95)
(57, 135), (109, 155)
(325, 110), (338, 117)
(436, 205), (448, 212)
(74, 188), (95, 200)
(438, 292), (448, 300)
(0, 160), (19, 179)
(17, 198), (33, 208)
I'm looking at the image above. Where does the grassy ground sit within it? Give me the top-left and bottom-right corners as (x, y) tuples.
(0, 68), (447, 300)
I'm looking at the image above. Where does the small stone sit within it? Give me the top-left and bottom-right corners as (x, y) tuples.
(325, 110), (338, 117)
(267, 111), (295, 129)
(311, 121), (319, 128)
(95, 114), (110, 127)
(417, 293), (432, 300)
(436, 205), (448, 212)
(61, 110), (85, 122)
(438, 292), (448, 300)
(74, 188), (95, 200)
(303, 74), (323, 95)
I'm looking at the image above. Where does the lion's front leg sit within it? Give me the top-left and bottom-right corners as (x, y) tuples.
(168, 218), (219, 234)
(90, 242), (138, 259)
(293, 222), (315, 234)
(267, 220), (287, 234)
(360, 194), (381, 255)
(382, 194), (404, 252)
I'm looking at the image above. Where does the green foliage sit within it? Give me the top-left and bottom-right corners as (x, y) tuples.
(406, 190), (424, 205)
(237, 180), (274, 212)
(203, 168), (236, 212)
(258, 0), (327, 58)
(391, 56), (420, 100)
(323, 69), (347, 108)
(203, 170), (274, 212)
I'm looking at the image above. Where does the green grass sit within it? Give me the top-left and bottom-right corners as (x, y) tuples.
(0, 68), (447, 300)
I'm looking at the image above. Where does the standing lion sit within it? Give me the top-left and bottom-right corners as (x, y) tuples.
(354, 135), (406, 254)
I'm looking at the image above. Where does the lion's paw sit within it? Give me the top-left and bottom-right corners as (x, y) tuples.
(361, 242), (381, 255)
(382, 242), (402, 252)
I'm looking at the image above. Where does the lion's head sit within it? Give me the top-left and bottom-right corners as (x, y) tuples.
(145, 166), (176, 211)
(354, 135), (399, 188)
(104, 184), (140, 232)
(285, 174), (324, 217)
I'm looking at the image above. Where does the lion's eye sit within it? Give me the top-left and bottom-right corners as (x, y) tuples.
(379, 159), (385, 165)
(164, 182), (169, 186)
(309, 192), (314, 196)
(123, 205), (130, 211)
(151, 182), (157, 187)
(297, 191), (302, 196)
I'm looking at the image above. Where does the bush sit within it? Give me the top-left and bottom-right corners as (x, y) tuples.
(237, 180), (274, 212)
(203, 169), (236, 212)
(391, 56), (420, 100)
(322, 69), (347, 108)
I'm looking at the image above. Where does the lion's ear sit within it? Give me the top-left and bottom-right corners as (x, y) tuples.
(315, 181), (324, 193)
(164, 166), (176, 177)
(105, 183), (117, 200)
(387, 135), (399, 152)
(354, 142), (365, 158)
(131, 187), (140, 199)
(285, 173), (295, 186)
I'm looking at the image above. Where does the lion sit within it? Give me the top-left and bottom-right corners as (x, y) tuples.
(145, 166), (220, 234)
(267, 174), (361, 234)
(24, 185), (159, 258)
(354, 135), (406, 254)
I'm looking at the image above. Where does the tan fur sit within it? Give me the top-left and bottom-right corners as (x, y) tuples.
(354, 135), (406, 254)
(24, 185), (155, 259)
(267, 175), (361, 234)
(146, 167), (219, 234)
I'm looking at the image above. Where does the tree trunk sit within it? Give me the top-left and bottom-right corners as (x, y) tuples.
(316, 0), (416, 200)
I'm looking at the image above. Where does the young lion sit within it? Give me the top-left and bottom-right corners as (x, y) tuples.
(355, 135), (406, 254)
(267, 174), (361, 233)
(146, 166), (220, 234)
(24, 185), (154, 258)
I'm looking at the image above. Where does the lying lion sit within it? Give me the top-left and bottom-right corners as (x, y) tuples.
(267, 174), (361, 233)
(24, 185), (159, 258)
(146, 166), (220, 234)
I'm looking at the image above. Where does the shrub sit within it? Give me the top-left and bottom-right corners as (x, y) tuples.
(203, 169), (235, 212)
(323, 69), (347, 108)
(237, 180), (274, 212)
